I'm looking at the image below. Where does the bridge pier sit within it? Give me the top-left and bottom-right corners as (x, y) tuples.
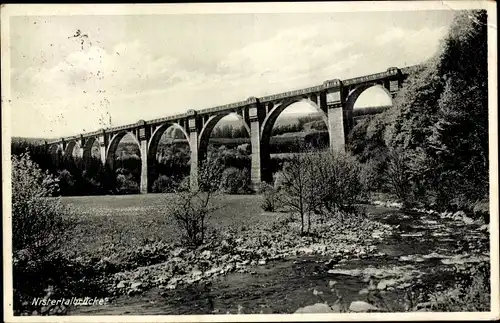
(139, 139), (148, 194)
(98, 137), (107, 166)
(248, 103), (262, 191)
(188, 118), (199, 192)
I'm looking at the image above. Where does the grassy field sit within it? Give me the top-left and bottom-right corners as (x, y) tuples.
(61, 194), (269, 258)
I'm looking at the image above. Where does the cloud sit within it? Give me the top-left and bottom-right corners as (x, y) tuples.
(9, 17), (452, 138)
(216, 24), (351, 83)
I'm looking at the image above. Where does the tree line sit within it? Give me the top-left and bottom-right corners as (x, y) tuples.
(347, 10), (488, 215)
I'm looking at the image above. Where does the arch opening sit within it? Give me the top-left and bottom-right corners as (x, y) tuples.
(260, 99), (329, 183)
(83, 137), (101, 163)
(148, 123), (191, 193)
(347, 84), (393, 127)
(107, 132), (142, 195)
(64, 141), (81, 160)
(199, 112), (252, 161)
(198, 112), (252, 193)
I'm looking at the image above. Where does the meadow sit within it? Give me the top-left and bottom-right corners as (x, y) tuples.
(62, 194), (267, 258)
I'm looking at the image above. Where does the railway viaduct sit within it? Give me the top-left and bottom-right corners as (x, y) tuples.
(45, 66), (415, 193)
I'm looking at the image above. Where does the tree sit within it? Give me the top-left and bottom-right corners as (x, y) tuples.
(278, 154), (319, 235)
(168, 151), (225, 247)
(276, 142), (323, 235)
(355, 10), (489, 211)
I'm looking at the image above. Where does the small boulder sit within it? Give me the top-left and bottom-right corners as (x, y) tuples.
(130, 281), (142, 290)
(463, 215), (475, 225)
(200, 250), (212, 259)
(452, 211), (466, 220)
(312, 289), (323, 296)
(171, 248), (185, 257)
(358, 288), (369, 295)
(349, 301), (380, 313)
(479, 224), (489, 232)
(377, 279), (397, 290)
(116, 281), (126, 289)
(415, 301), (432, 310)
(325, 258), (339, 268)
(294, 303), (334, 314)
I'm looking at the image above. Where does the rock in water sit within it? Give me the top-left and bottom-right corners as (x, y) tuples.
(479, 224), (489, 232)
(294, 303), (334, 313)
(377, 279), (397, 290)
(130, 281), (142, 290)
(463, 215), (474, 225)
(349, 301), (380, 312)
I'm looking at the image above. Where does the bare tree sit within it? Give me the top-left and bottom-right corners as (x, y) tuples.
(168, 152), (224, 247)
(277, 143), (322, 235)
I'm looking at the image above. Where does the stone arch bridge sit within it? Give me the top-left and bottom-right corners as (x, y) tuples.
(45, 66), (414, 193)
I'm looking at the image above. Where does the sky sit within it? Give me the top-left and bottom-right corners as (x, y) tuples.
(8, 9), (456, 138)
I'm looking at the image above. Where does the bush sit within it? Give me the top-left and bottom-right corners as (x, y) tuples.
(277, 151), (321, 235)
(360, 159), (386, 193)
(177, 175), (191, 192)
(168, 191), (219, 247)
(152, 175), (177, 193)
(11, 153), (75, 313)
(313, 151), (366, 220)
(12, 153), (71, 261)
(57, 169), (75, 196)
(383, 149), (427, 208)
(219, 167), (251, 194)
(258, 182), (282, 212)
(116, 173), (139, 194)
(169, 157), (224, 247)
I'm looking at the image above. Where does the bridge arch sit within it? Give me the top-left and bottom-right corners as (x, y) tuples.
(82, 137), (99, 163)
(261, 98), (328, 141)
(198, 112), (251, 162)
(148, 122), (190, 161)
(147, 122), (191, 192)
(105, 131), (141, 168)
(260, 97), (329, 182)
(48, 143), (63, 155)
(64, 140), (81, 159)
(344, 83), (393, 131)
(48, 143), (64, 164)
(345, 83), (393, 115)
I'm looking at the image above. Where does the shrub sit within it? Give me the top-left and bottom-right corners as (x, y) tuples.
(313, 151), (366, 221)
(116, 173), (139, 194)
(277, 152), (321, 235)
(152, 175), (177, 193)
(360, 158), (386, 193)
(12, 153), (71, 261)
(259, 182), (282, 212)
(219, 167), (251, 194)
(11, 153), (75, 313)
(168, 191), (219, 247)
(57, 169), (75, 196)
(169, 158), (224, 247)
(177, 175), (191, 192)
